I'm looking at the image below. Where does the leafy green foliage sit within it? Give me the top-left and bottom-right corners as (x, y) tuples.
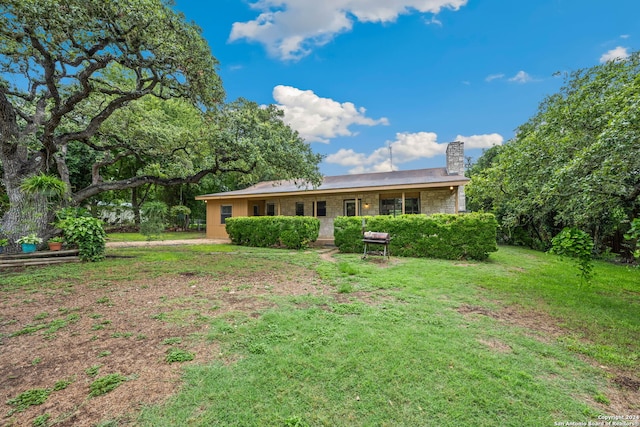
(0, 0), (222, 241)
(226, 216), (320, 249)
(169, 205), (191, 229)
(165, 348), (195, 363)
(32, 413), (50, 427)
(57, 216), (106, 261)
(140, 201), (168, 240)
(334, 213), (498, 260)
(549, 228), (594, 283)
(6, 388), (51, 413)
(623, 218), (640, 260)
(467, 52), (640, 254)
(20, 174), (68, 200)
(89, 373), (127, 397)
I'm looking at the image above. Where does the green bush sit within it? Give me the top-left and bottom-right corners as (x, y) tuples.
(226, 216), (319, 249)
(140, 201), (168, 240)
(623, 218), (640, 261)
(57, 215), (106, 261)
(334, 213), (498, 261)
(549, 227), (594, 283)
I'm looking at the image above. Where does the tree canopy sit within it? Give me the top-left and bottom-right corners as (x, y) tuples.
(0, 0), (322, 243)
(466, 52), (640, 252)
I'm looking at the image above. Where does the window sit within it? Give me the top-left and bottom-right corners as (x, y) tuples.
(266, 203), (275, 216)
(344, 199), (361, 216)
(220, 205), (232, 223)
(380, 198), (420, 216)
(314, 201), (327, 217)
(253, 205), (259, 216)
(405, 198), (420, 214)
(380, 198), (402, 216)
(295, 202), (304, 216)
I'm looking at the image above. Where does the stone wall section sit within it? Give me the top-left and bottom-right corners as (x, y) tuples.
(265, 189), (459, 239)
(446, 140), (466, 211)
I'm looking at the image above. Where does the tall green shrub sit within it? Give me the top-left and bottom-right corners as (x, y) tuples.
(57, 216), (106, 261)
(226, 217), (319, 249)
(334, 213), (498, 261)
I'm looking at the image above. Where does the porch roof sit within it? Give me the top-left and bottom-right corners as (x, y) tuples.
(196, 167), (469, 200)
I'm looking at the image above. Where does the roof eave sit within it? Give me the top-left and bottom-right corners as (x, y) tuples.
(195, 178), (470, 201)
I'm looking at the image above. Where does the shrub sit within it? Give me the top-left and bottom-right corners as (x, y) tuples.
(623, 218), (640, 261)
(334, 213), (498, 261)
(140, 201), (168, 240)
(226, 216), (319, 249)
(57, 216), (106, 261)
(549, 227), (594, 283)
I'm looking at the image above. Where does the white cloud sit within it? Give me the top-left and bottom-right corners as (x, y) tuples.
(600, 46), (630, 63)
(326, 131), (445, 173)
(229, 0), (468, 60)
(508, 71), (533, 84)
(327, 132), (504, 173)
(485, 73), (504, 82)
(455, 133), (503, 149)
(273, 85), (389, 143)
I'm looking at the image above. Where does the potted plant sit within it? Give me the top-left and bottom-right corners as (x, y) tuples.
(0, 238), (8, 255)
(16, 233), (43, 253)
(48, 236), (65, 251)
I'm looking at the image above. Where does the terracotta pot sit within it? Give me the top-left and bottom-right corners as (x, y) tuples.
(48, 242), (63, 251)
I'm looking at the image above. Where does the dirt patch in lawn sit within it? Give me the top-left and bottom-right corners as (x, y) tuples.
(457, 303), (640, 415)
(0, 255), (335, 427)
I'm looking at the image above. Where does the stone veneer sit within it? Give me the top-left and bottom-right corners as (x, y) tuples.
(446, 140), (466, 212)
(270, 187), (458, 239)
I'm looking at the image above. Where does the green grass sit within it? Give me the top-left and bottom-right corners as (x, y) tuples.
(106, 231), (206, 242)
(2, 243), (638, 425)
(136, 245), (638, 426)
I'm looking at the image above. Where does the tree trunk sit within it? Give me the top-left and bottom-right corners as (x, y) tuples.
(1, 93), (52, 252)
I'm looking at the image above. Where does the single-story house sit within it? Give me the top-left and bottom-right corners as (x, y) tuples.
(196, 141), (469, 241)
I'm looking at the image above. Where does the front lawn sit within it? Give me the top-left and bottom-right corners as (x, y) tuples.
(1, 245), (637, 426)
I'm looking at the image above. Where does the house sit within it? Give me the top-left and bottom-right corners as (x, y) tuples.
(195, 141), (469, 241)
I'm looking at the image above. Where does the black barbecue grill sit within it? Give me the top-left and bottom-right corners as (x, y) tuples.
(362, 231), (390, 259)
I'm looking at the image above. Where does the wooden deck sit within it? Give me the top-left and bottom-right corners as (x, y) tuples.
(0, 249), (81, 269)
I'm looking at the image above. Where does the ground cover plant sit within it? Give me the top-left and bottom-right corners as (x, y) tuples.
(0, 243), (638, 426)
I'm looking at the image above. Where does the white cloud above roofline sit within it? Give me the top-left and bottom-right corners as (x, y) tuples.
(326, 132), (503, 174)
(272, 85), (389, 143)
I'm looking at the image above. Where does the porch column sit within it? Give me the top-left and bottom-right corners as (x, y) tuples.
(455, 187), (459, 213)
(401, 192), (406, 214)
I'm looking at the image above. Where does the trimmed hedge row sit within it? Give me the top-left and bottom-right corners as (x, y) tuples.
(334, 213), (498, 260)
(225, 216), (319, 249)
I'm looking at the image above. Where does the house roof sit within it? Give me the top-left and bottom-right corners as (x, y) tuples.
(196, 167), (469, 200)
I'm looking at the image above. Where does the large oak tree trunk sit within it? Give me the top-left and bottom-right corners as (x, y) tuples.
(0, 93), (52, 252)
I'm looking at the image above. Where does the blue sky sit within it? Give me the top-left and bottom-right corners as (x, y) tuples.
(172, 0), (639, 176)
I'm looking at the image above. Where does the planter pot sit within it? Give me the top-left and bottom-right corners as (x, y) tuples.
(48, 242), (63, 251)
(21, 243), (37, 253)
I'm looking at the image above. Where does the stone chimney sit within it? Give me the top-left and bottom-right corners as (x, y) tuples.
(446, 141), (466, 212)
(446, 141), (464, 175)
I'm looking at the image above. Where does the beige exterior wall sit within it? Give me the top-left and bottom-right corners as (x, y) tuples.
(204, 199), (249, 239)
(202, 187), (462, 240)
